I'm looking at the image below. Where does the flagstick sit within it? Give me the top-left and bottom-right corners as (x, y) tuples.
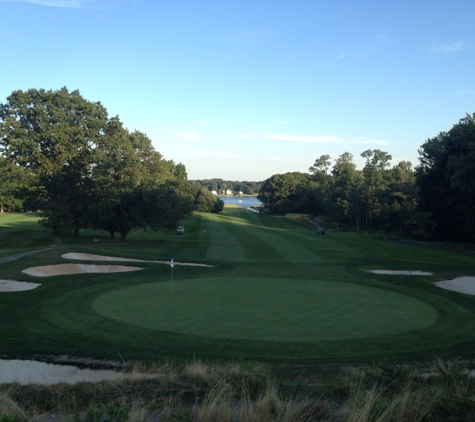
(170, 259), (175, 293)
(171, 266), (174, 293)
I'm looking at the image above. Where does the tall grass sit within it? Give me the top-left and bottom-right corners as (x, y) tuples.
(1, 358), (475, 421)
(0, 360), (328, 421)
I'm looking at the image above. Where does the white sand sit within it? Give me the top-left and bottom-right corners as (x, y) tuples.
(370, 270), (433, 275)
(435, 277), (475, 295)
(22, 263), (143, 277)
(62, 252), (149, 262)
(62, 252), (214, 267)
(0, 359), (157, 385)
(0, 280), (41, 292)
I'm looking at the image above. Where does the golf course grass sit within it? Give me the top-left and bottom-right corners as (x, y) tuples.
(2, 207), (475, 363)
(93, 277), (438, 341)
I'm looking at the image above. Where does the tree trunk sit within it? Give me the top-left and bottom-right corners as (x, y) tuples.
(119, 230), (128, 242)
(53, 234), (62, 244)
(72, 227), (80, 238)
(109, 230), (115, 240)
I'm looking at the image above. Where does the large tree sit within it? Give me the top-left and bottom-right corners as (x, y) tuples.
(416, 113), (475, 242)
(90, 122), (193, 241)
(329, 152), (364, 230)
(0, 87), (109, 242)
(0, 87), (194, 242)
(360, 149), (392, 230)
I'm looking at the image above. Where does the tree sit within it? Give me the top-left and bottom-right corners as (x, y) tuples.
(308, 154), (333, 215)
(193, 187), (224, 213)
(0, 88), (195, 242)
(0, 157), (32, 212)
(91, 122), (193, 241)
(416, 113), (475, 242)
(0, 87), (109, 242)
(258, 172), (312, 214)
(360, 149), (392, 230)
(386, 161), (416, 232)
(330, 152), (364, 230)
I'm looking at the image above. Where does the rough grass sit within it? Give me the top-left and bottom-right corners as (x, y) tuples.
(1, 358), (475, 421)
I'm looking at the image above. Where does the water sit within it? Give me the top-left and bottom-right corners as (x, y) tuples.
(218, 196), (262, 208)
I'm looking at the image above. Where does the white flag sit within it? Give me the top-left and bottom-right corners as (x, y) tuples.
(170, 259), (174, 268)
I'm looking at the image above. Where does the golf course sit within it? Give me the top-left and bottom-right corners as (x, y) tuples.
(2, 206), (475, 364)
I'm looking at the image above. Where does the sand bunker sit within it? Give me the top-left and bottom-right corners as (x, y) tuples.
(63, 252), (149, 262)
(0, 280), (41, 292)
(62, 252), (213, 267)
(0, 359), (157, 385)
(22, 264), (143, 277)
(435, 277), (475, 295)
(370, 270), (433, 275)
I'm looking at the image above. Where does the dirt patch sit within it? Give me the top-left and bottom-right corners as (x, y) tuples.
(62, 252), (214, 267)
(22, 264), (143, 277)
(0, 280), (41, 292)
(435, 277), (475, 295)
(370, 270), (433, 275)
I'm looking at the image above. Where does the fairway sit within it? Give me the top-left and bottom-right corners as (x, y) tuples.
(93, 277), (438, 341)
(2, 209), (475, 363)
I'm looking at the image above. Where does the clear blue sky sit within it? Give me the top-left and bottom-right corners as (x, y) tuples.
(1, 0), (474, 181)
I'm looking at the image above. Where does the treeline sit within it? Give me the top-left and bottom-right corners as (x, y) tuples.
(257, 113), (475, 243)
(0, 88), (223, 242)
(190, 179), (262, 195)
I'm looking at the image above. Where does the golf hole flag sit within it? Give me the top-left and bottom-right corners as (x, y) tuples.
(170, 259), (174, 268)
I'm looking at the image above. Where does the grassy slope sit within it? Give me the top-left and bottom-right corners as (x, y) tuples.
(1, 209), (475, 364)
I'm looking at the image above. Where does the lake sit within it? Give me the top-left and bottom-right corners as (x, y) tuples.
(218, 196), (262, 208)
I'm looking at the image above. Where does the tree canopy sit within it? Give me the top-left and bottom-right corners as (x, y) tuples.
(259, 151), (417, 235)
(0, 88), (195, 242)
(416, 113), (475, 242)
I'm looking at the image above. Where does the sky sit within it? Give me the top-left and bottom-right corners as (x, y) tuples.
(1, 0), (474, 181)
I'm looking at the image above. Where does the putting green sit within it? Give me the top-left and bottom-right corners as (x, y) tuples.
(93, 277), (438, 342)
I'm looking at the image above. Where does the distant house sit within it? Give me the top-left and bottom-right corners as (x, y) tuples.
(225, 189), (233, 195)
(211, 190), (217, 195)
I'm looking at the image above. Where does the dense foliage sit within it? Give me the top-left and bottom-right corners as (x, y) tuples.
(257, 111), (475, 243)
(416, 113), (475, 242)
(0, 88), (222, 242)
(258, 150), (417, 234)
(1, 89), (473, 243)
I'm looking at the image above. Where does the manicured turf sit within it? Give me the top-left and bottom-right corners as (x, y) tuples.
(2, 208), (475, 363)
(93, 277), (438, 341)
